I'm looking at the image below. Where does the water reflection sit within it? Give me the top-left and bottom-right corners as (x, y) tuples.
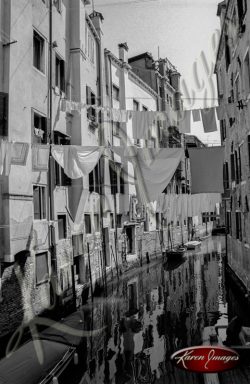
(79, 237), (226, 384)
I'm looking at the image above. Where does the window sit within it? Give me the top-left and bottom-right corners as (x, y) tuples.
(244, 52), (250, 96)
(230, 153), (235, 182)
(238, 147), (242, 182)
(89, 163), (100, 193)
(94, 214), (100, 232)
(223, 162), (229, 189)
(220, 120), (226, 142)
(133, 99), (139, 111)
(85, 214), (91, 234)
(110, 213), (114, 228)
(58, 214), (67, 239)
(234, 150), (239, 184)
(86, 86), (96, 121)
(54, 0), (62, 12)
(226, 212), (232, 235)
(237, 0), (247, 24)
(55, 55), (65, 92)
(113, 121), (120, 136)
(120, 169), (125, 194)
(36, 252), (49, 284)
(109, 161), (118, 195)
(85, 24), (95, 64)
(116, 214), (122, 228)
(33, 185), (46, 220)
(33, 30), (45, 73)
(0, 93), (8, 137)
(112, 85), (120, 101)
(225, 35), (231, 71)
(210, 212), (216, 222)
(202, 212), (209, 224)
(236, 211), (242, 240)
(33, 112), (47, 144)
(54, 133), (71, 186)
(72, 234), (83, 257)
(156, 213), (160, 230)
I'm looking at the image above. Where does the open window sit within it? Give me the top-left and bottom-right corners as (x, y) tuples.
(33, 30), (45, 73)
(55, 55), (65, 93)
(33, 111), (47, 144)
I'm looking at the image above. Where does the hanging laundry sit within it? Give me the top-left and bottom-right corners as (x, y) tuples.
(188, 147), (224, 194)
(11, 142), (29, 166)
(178, 110), (191, 133)
(216, 104), (225, 120)
(200, 107), (218, 133)
(113, 147), (184, 203)
(52, 145), (104, 179)
(192, 109), (201, 122)
(32, 144), (50, 171)
(131, 111), (154, 139)
(110, 108), (128, 123)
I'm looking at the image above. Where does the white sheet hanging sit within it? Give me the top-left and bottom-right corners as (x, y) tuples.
(52, 145), (104, 179)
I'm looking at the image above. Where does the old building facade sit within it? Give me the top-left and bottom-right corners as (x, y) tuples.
(215, 0), (250, 293)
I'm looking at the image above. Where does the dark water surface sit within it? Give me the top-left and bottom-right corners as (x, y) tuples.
(77, 236), (232, 384)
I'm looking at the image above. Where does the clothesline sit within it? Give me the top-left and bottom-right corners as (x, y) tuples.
(61, 97), (248, 135)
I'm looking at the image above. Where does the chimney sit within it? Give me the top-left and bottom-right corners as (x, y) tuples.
(89, 11), (104, 37)
(118, 42), (129, 63)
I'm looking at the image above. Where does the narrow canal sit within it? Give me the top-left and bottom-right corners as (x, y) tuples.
(76, 236), (240, 384)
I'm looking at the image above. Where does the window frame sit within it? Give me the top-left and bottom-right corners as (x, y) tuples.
(33, 29), (46, 74)
(33, 185), (47, 221)
(55, 54), (65, 93)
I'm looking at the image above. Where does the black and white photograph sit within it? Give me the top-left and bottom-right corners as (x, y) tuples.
(0, 0), (250, 383)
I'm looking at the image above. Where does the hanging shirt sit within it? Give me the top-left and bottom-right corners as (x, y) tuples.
(201, 107), (218, 133)
(52, 145), (104, 179)
(192, 109), (201, 122)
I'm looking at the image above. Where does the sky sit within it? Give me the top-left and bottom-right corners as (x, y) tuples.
(88, 0), (222, 145)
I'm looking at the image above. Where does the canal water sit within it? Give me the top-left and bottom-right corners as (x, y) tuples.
(78, 236), (229, 384)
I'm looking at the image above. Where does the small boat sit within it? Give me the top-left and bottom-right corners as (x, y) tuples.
(184, 240), (202, 250)
(165, 247), (186, 259)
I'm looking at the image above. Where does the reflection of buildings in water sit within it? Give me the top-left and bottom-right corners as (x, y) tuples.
(203, 252), (220, 326)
